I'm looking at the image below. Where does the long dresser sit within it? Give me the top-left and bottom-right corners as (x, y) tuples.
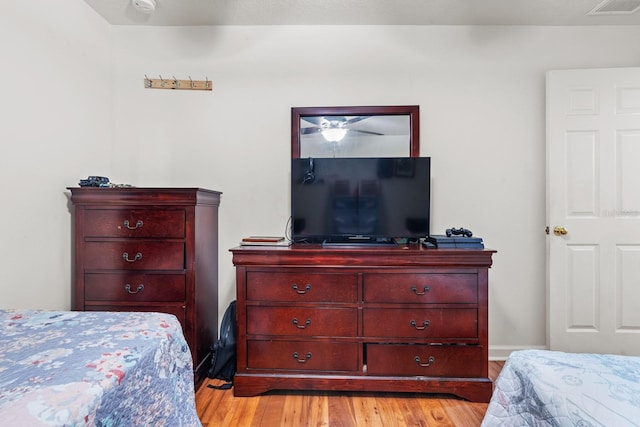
(231, 244), (495, 402)
(69, 187), (221, 379)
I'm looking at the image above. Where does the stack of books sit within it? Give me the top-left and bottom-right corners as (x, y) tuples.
(240, 236), (292, 247)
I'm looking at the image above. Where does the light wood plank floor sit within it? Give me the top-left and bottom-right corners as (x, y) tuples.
(196, 361), (504, 426)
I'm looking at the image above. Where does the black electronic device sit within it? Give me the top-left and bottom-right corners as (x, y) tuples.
(425, 227), (484, 249)
(302, 158), (315, 184)
(446, 227), (473, 237)
(79, 176), (110, 187)
(291, 157), (431, 245)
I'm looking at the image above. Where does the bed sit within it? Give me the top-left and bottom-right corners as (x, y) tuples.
(482, 349), (640, 426)
(0, 309), (202, 426)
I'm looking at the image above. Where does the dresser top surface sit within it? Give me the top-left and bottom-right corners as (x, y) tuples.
(68, 187), (222, 206)
(231, 244), (495, 268)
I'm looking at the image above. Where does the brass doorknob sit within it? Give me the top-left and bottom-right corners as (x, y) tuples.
(553, 226), (568, 236)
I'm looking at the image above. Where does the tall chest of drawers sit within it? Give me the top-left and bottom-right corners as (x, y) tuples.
(231, 244), (495, 402)
(69, 187), (221, 377)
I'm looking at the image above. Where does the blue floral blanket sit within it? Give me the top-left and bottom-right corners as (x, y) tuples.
(0, 310), (202, 426)
(482, 349), (640, 426)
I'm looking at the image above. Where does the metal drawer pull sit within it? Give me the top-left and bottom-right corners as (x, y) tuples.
(292, 283), (312, 294)
(414, 356), (435, 367)
(292, 352), (312, 363)
(410, 319), (430, 330)
(123, 220), (143, 230)
(411, 285), (431, 295)
(292, 318), (312, 329)
(122, 252), (143, 263)
(124, 284), (144, 294)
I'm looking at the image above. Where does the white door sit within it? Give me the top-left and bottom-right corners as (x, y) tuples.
(547, 67), (640, 355)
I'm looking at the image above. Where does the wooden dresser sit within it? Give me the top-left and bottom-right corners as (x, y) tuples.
(231, 244), (495, 402)
(69, 187), (221, 378)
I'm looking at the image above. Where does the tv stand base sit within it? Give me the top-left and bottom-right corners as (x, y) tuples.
(321, 236), (396, 247)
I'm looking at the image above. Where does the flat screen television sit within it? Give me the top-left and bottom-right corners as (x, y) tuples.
(291, 157), (431, 245)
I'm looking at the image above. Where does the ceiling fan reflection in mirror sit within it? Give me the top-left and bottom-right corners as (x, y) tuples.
(301, 116), (383, 142)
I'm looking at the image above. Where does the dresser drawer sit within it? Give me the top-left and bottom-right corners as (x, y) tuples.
(83, 209), (185, 238)
(85, 273), (185, 302)
(363, 308), (477, 339)
(84, 305), (186, 327)
(363, 273), (477, 304)
(247, 307), (357, 337)
(83, 242), (185, 270)
(366, 344), (483, 377)
(246, 272), (357, 303)
(247, 340), (358, 372)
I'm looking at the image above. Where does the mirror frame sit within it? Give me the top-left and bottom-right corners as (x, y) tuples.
(291, 105), (420, 158)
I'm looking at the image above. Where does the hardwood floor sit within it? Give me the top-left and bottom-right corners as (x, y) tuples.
(196, 361), (504, 426)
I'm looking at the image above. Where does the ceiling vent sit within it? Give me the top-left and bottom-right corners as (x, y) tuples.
(587, 0), (640, 15)
(131, 0), (156, 14)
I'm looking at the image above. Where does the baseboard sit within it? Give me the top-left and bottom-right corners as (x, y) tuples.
(489, 344), (548, 361)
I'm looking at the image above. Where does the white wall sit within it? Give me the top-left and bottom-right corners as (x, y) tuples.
(108, 25), (640, 357)
(2, 10), (640, 358)
(0, 1), (111, 309)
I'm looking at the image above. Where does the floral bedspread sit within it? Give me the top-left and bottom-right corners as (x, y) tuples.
(482, 349), (640, 426)
(0, 309), (202, 426)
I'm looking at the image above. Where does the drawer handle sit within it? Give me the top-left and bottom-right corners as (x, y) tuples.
(410, 319), (430, 330)
(414, 356), (435, 368)
(292, 283), (312, 294)
(292, 318), (312, 329)
(123, 219), (143, 230)
(292, 352), (312, 363)
(411, 285), (431, 295)
(124, 283), (144, 294)
(122, 252), (143, 263)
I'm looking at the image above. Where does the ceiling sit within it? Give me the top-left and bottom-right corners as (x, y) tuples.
(85, 0), (640, 26)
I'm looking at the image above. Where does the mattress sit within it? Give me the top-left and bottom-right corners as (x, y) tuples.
(0, 309), (202, 426)
(482, 349), (640, 426)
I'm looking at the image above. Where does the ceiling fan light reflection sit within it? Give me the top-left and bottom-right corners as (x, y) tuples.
(321, 128), (348, 142)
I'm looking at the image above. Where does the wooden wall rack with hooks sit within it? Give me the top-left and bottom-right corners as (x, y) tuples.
(144, 76), (212, 91)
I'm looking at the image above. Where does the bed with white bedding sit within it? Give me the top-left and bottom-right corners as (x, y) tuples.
(482, 349), (640, 426)
(0, 309), (202, 426)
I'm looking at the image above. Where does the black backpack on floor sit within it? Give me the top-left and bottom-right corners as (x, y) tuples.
(207, 300), (237, 390)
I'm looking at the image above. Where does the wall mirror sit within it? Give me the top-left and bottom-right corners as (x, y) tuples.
(291, 105), (420, 158)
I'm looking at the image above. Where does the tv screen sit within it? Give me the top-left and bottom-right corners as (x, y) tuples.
(291, 157), (430, 244)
